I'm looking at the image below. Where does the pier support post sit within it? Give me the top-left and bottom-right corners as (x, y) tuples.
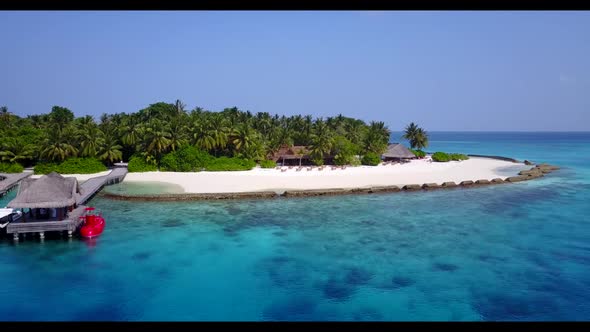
(39, 232), (45, 239)
(68, 230), (73, 238)
(13, 233), (19, 241)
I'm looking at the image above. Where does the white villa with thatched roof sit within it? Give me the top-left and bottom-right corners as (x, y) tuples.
(4, 168), (127, 241)
(7, 172), (80, 222)
(382, 143), (416, 162)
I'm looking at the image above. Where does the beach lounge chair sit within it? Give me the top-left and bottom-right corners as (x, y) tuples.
(307, 166), (313, 171)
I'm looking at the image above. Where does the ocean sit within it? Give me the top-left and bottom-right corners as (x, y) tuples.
(1, 132), (589, 321)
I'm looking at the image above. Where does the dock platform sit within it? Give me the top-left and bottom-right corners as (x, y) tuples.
(4, 167), (127, 240)
(76, 167), (128, 205)
(0, 172), (32, 198)
(6, 206), (87, 240)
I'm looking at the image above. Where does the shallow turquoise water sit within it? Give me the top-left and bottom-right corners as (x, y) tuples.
(1, 132), (589, 321)
(103, 181), (185, 195)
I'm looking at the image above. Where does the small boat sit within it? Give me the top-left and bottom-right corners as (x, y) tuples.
(0, 208), (21, 229)
(79, 207), (105, 238)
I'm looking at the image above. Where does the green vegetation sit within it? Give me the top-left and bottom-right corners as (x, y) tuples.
(204, 157), (256, 172)
(1, 101), (397, 170)
(34, 158), (107, 174)
(410, 149), (426, 158)
(33, 162), (59, 175)
(259, 159), (277, 168)
(332, 135), (359, 166)
(361, 152), (381, 166)
(0, 162), (24, 173)
(432, 152), (469, 162)
(450, 153), (469, 161)
(128, 155), (158, 173)
(403, 122), (429, 150)
(159, 145), (213, 172)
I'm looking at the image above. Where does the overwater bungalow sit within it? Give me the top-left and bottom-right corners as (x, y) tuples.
(382, 143), (416, 162)
(7, 172), (80, 222)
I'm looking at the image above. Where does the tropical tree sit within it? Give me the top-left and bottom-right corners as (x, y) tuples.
(1, 106), (12, 127)
(175, 99), (186, 116)
(0, 137), (36, 164)
(208, 116), (229, 155)
(143, 119), (171, 164)
(41, 126), (78, 162)
(167, 117), (188, 152)
(332, 135), (358, 166)
(364, 121), (390, 154)
(1, 99), (401, 169)
(99, 134), (123, 164)
(231, 123), (257, 156)
(403, 122), (429, 150)
(309, 119), (334, 165)
(77, 123), (104, 158)
(191, 120), (216, 152)
(49, 106), (74, 130)
(119, 116), (141, 147)
(412, 128), (429, 151)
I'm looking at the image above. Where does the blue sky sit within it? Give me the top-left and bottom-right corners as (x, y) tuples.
(1, 11), (588, 131)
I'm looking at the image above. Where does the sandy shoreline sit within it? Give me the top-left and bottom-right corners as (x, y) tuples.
(122, 157), (530, 194)
(30, 170), (112, 182)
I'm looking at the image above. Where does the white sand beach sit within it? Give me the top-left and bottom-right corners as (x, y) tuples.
(30, 170), (112, 182)
(123, 157), (529, 194)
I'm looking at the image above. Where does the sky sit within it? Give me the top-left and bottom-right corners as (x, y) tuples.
(0, 11), (589, 131)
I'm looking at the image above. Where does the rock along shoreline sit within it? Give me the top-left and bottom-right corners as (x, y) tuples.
(101, 162), (560, 202)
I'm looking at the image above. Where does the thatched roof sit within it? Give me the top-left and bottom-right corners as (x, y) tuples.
(270, 145), (311, 161)
(382, 143), (416, 159)
(7, 172), (79, 209)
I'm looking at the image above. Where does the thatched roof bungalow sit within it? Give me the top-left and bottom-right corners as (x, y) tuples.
(382, 143), (416, 161)
(270, 145), (312, 166)
(7, 172), (79, 209)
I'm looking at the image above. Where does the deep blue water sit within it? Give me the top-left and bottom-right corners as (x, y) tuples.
(1, 132), (589, 321)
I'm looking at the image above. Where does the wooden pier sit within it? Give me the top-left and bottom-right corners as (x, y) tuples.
(0, 172), (32, 198)
(4, 167), (127, 240)
(7, 206), (87, 240)
(76, 167), (128, 205)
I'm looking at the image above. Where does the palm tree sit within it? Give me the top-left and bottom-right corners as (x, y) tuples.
(2, 99), (404, 169)
(175, 99), (186, 116)
(144, 120), (171, 162)
(231, 124), (257, 156)
(208, 116), (229, 155)
(0, 138), (35, 164)
(412, 128), (429, 151)
(99, 134), (123, 165)
(403, 122), (428, 150)
(41, 126), (78, 162)
(118, 116), (141, 148)
(168, 117), (188, 152)
(1, 106), (12, 127)
(364, 121), (390, 154)
(77, 115), (95, 127)
(345, 121), (364, 146)
(403, 122), (419, 148)
(77, 123), (104, 158)
(309, 119), (334, 165)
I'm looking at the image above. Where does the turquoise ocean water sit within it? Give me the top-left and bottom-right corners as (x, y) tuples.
(1, 132), (589, 321)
